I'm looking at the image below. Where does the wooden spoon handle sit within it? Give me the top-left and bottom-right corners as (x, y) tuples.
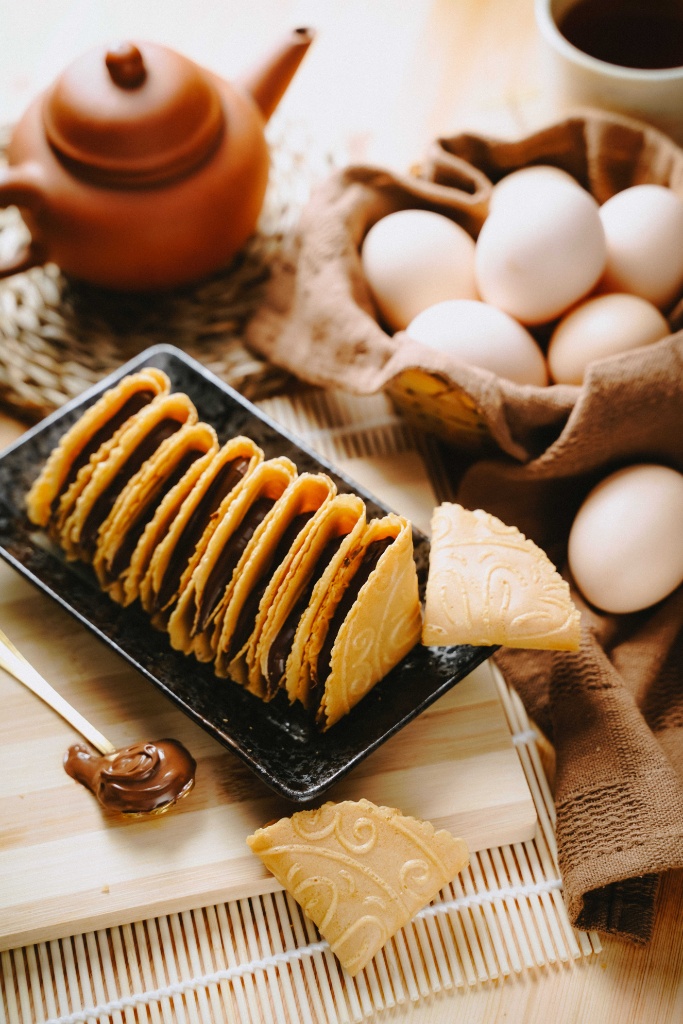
(0, 627), (116, 755)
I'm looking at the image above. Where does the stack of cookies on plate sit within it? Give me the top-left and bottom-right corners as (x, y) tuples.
(26, 369), (422, 729)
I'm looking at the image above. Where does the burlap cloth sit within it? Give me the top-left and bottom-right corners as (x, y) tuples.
(246, 110), (683, 943)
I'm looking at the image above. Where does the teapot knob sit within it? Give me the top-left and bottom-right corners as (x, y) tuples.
(42, 40), (225, 186)
(105, 43), (147, 89)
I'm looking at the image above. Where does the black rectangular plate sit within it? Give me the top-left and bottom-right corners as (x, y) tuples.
(0, 345), (493, 802)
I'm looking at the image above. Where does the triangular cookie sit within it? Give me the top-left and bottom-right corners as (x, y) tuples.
(247, 799), (469, 976)
(422, 503), (581, 650)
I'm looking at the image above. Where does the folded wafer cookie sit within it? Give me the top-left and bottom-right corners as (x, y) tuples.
(216, 472), (337, 687)
(308, 513), (423, 729)
(247, 799), (469, 976)
(253, 493), (367, 705)
(26, 368), (170, 532)
(59, 392), (198, 562)
(167, 456), (297, 661)
(139, 436), (263, 623)
(92, 422), (219, 605)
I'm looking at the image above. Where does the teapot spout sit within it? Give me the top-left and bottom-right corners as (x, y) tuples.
(239, 27), (314, 124)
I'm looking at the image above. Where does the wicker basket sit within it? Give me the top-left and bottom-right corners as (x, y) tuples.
(246, 109), (683, 460)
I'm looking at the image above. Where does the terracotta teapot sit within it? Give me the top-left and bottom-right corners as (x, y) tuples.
(0, 28), (314, 290)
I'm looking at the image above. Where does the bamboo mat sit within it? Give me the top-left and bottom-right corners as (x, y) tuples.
(0, 388), (601, 1023)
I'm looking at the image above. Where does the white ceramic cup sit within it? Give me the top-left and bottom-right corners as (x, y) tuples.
(535, 0), (683, 143)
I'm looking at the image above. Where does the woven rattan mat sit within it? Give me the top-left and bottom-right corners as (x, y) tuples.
(0, 120), (326, 423)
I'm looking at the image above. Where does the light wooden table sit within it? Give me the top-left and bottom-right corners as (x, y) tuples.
(0, 2), (682, 1021)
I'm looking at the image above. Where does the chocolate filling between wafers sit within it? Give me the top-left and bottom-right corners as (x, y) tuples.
(80, 417), (182, 557)
(195, 496), (275, 634)
(228, 510), (315, 660)
(50, 389), (155, 514)
(316, 536), (394, 688)
(105, 448), (204, 582)
(154, 455), (251, 611)
(266, 533), (345, 689)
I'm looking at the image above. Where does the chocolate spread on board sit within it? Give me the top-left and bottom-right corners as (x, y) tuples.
(64, 738), (196, 814)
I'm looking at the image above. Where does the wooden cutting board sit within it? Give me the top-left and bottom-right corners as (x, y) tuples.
(0, 559), (536, 951)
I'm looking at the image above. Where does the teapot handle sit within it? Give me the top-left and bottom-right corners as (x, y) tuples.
(0, 164), (47, 279)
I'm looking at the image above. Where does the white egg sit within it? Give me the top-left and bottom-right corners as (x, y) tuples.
(568, 464), (683, 614)
(361, 209), (478, 331)
(406, 299), (548, 386)
(547, 293), (670, 384)
(475, 179), (606, 325)
(490, 165), (584, 210)
(599, 184), (683, 309)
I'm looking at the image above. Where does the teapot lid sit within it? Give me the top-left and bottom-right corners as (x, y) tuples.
(42, 41), (225, 186)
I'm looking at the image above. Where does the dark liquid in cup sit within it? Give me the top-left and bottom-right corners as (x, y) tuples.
(558, 0), (683, 69)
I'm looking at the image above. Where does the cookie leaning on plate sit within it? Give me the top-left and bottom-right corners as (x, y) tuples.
(422, 502), (581, 651)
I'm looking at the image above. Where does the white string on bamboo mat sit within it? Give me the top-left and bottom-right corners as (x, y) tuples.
(5, 878), (569, 1024)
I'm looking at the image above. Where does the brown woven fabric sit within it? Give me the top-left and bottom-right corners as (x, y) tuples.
(247, 110), (683, 943)
(473, 485), (683, 945)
